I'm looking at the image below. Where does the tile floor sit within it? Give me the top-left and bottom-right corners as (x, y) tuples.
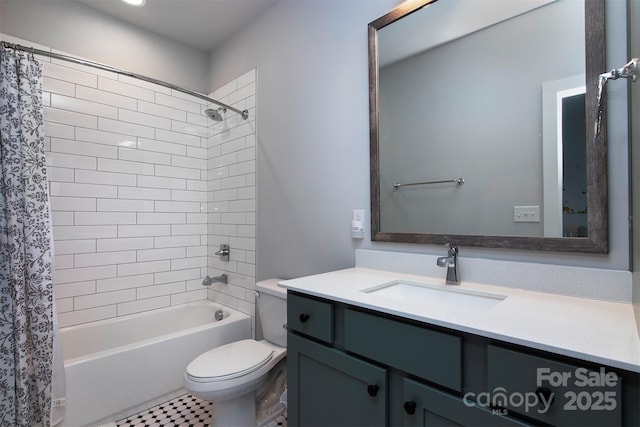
(116, 393), (287, 427)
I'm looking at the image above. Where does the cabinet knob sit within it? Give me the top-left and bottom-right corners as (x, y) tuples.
(535, 387), (554, 405)
(299, 313), (310, 323)
(367, 384), (379, 397)
(403, 401), (417, 415)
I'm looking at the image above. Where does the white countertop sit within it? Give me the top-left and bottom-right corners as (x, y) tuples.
(279, 267), (640, 373)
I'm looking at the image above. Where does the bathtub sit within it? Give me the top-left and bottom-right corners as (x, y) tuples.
(58, 301), (251, 427)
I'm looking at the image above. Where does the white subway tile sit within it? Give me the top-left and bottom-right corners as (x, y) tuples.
(75, 289), (135, 310)
(52, 211), (74, 226)
(50, 182), (117, 198)
(229, 82), (256, 105)
(58, 305), (116, 328)
(96, 198), (154, 212)
(44, 107), (97, 129)
(170, 190), (206, 202)
(43, 77), (75, 97)
(137, 175), (186, 190)
(76, 128), (137, 148)
(221, 138), (247, 155)
(237, 261), (256, 277)
(186, 112), (208, 127)
(212, 224), (237, 235)
(138, 100), (186, 121)
(186, 146), (207, 159)
(171, 224), (207, 236)
(54, 265), (116, 284)
(171, 120), (211, 138)
(155, 129), (201, 147)
(118, 147), (171, 165)
(55, 254), (74, 269)
(98, 76), (154, 102)
(171, 290), (206, 305)
(214, 189), (237, 202)
(156, 92), (201, 114)
(43, 92), (51, 107)
(187, 213), (207, 224)
(137, 247), (185, 262)
(118, 186), (171, 201)
(154, 268), (200, 285)
(47, 166), (75, 183)
(117, 296), (170, 316)
(75, 250), (136, 268)
(229, 160), (256, 176)
(154, 235), (201, 248)
(98, 117), (154, 139)
(50, 54), (117, 79)
(53, 239), (96, 255)
(229, 236), (256, 251)
(97, 158), (154, 176)
(43, 62), (97, 88)
(171, 155), (207, 170)
(46, 152), (97, 170)
(76, 85), (137, 110)
(118, 260), (170, 277)
(118, 74), (171, 94)
(51, 94), (118, 119)
(220, 175), (246, 190)
(50, 138), (118, 159)
(75, 212), (136, 225)
(97, 237), (154, 252)
(171, 89), (208, 106)
(237, 69), (256, 88)
(171, 256), (206, 270)
(55, 281), (96, 299)
(187, 246), (207, 257)
(238, 186), (256, 200)
(211, 152), (236, 168)
(229, 200), (255, 213)
(44, 121), (75, 139)
(186, 180), (207, 192)
(137, 281), (185, 299)
(155, 164), (200, 180)
(137, 212), (186, 224)
(221, 213), (246, 224)
(53, 225), (117, 240)
(211, 80), (236, 99)
(118, 224), (171, 238)
(55, 301), (72, 316)
(155, 201), (201, 213)
(119, 109), (171, 130)
(137, 138), (186, 156)
(97, 274), (154, 293)
(75, 169), (135, 186)
(237, 148), (255, 163)
(50, 197), (96, 212)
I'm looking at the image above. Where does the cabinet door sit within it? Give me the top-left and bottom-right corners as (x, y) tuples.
(288, 332), (387, 427)
(402, 378), (531, 427)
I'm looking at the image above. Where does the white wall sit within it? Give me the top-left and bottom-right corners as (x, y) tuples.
(208, 0), (631, 280)
(0, 0), (209, 92)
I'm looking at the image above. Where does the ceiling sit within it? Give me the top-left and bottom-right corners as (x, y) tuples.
(75, 0), (279, 53)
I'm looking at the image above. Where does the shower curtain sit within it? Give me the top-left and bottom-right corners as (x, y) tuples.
(0, 44), (62, 427)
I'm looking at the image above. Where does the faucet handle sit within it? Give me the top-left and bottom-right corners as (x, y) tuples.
(445, 243), (458, 256)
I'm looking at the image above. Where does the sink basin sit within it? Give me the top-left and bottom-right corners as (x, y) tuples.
(362, 280), (506, 312)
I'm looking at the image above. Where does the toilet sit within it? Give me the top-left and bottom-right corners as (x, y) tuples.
(184, 279), (287, 427)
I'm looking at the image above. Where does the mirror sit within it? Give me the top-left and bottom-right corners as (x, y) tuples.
(369, 0), (607, 252)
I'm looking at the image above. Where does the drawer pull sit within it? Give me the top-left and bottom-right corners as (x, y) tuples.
(367, 384), (379, 397)
(403, 401), (417, 415)
(535, 387), (554, 405)
(299, 313), (310, 323)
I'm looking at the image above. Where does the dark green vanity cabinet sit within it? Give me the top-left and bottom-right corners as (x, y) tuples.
(287, 291), (640, 427)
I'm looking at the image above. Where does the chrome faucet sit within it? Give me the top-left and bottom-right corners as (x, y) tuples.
(437, 245), (460, 285)
(201, 274), (228, 286)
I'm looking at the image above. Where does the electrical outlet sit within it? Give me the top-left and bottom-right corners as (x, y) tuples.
(352, 209), (365, 238)
(514, 206), (540, 223)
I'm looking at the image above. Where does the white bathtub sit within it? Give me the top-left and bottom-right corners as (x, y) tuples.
(58, 301), (251, 427)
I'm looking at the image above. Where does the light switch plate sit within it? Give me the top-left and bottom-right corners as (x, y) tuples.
(514, 206), (540, 223)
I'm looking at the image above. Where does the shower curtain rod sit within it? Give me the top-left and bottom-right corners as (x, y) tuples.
(1, 41), (249, 120)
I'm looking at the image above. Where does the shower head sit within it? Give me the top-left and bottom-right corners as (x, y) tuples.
(205, 107), (226, 121)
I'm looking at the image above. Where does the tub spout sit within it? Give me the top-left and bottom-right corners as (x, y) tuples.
(202, 274), (228, 286)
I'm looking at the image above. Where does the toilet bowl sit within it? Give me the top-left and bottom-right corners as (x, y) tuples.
(184, 279), (287, 427)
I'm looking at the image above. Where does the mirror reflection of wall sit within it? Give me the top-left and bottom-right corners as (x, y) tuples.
(378, 0), (584, 237)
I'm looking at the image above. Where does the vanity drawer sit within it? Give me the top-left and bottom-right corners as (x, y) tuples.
(487, 345), (621, 426)
(344, 309), (462, 392)
(287, 292), (334, 344)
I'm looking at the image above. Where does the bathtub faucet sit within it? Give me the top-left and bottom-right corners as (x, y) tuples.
(202, 274), (228, 286)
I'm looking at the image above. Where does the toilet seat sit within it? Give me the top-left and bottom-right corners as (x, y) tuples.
(186, 339), (274, 383)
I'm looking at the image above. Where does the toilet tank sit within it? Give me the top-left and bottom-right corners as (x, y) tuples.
(256, 279), (287, 347)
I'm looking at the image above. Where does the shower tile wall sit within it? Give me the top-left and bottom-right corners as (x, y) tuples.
(206, 70), (257, 332)
(1, 34), (257, 328)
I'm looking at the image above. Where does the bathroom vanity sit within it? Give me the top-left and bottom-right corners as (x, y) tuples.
(281, 268), (640, 426)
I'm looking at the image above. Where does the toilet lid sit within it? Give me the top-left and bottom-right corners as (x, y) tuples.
(187, 340), (274, 381)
